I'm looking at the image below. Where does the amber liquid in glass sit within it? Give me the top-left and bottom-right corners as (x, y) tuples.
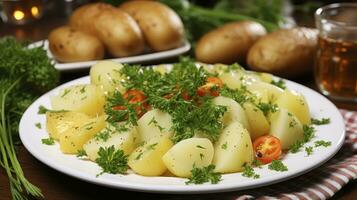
(315, 36), (357, 100)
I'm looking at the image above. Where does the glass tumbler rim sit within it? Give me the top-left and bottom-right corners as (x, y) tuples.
(315, 3), (357, 30)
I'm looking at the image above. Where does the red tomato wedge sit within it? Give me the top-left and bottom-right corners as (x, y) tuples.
(112, 89), (149, 118)
(253, 135), (282, 164)
(197, 77), (223, 97)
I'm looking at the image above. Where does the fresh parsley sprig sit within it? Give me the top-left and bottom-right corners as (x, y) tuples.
(186, 164), (222, 184)
(242, 165), (260, 179)
(268, 160), (288, 172)
(311, 118), (330, 125)
(95, 146), (128, 176)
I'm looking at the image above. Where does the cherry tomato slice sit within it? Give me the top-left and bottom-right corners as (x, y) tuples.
(112, 89), (149, 118)
(253, 135), (282, 164)
(197, 77), (223, 97)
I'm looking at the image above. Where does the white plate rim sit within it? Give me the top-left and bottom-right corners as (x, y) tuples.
(28, 40), (191, 72)
(19, 75), (346, 194)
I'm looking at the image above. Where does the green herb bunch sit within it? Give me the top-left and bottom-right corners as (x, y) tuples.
(0, 37), (59, 200)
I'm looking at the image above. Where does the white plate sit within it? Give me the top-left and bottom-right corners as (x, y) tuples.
(28, 40), (191, 72)
(19, 76), (345, 194)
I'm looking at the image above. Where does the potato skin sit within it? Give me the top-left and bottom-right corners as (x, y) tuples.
(69, 3), (114, 36)
(195, 21), (267, 64)
(94, 8), (145, 57)
(247, 27), (318, 77)
(120, 1), (184, 51)
(48, 26), (104, 62)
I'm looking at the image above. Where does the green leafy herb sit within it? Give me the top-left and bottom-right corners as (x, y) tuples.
(38, 105), (67, 114)
(147, 143), (158, 150)
(221, 142), (228, 150)
(76, 149), (87, 158)
(35, 122), (42, 129)
(148, 117), (165, 132)
(94, 127), (111, 142)
(314, 140), (331, 147)
(242, 165), (260, 179)
(135, 152), (144, 160)
(311, 118), (330, 125)
(41, 137), (55, 145)
(61, 88), (71, 98)
(257, 102), (278, 116)
(268, 160), (288, 171)
(186, 164), (222, 184)
(305, 146), (313, 156)
(95, 146), (128, 176)
(271, 79), (286, 89)
(252, 159), (263, 168)
(289, 125), (315, 153)
(196, 145), (206, 149)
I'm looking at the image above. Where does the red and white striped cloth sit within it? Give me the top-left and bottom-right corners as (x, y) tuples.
(235, 109), (357, 200)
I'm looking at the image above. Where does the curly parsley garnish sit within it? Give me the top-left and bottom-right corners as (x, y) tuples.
(289, 125), (315, 153)
(271, 79), (286, 89)
(186, 164), (222, 184)
(76, 149), (87, 158)
(314, 140), (331, 147)
(35, 123), (41, 129)
(95, 146), (128, 176)
(311, 118), (330, 125)
(41, 137), (55, 145)
(242, 165), (260, 179)
(305, 146), (313, 156)
(268, 160), (288, 172)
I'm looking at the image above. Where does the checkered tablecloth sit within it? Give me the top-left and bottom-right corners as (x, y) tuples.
(236, 109), (357, 200)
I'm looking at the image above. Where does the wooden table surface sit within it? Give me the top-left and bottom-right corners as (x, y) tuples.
(0, 8), (356, 200)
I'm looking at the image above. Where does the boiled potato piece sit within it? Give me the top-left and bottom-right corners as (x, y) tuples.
(243, 102), (270, 140)
(247, 81), (284, 103)
(213, 122), (254, 173)
(46, 111), (90, 140)
(128, 136), (173, 176)
(212, 96), (250, 132)
(48, 26), (104, 62)
(94, 8), (145, 57)
(247, 27), (318, 77)
(120, 1), (184, 51)
(136, 109), (173, 145)
(50, 84), (105, 117)
(83, 123), (136, 161)
(162, 138), (214, 177)
(195, 21), (266, 64)
(69, 3), (114, 36)
(90, 61), (125, 95)
(275, 90), (311, 125)
(59, 116), (105, 154)
(219, 71), (244, 90)
(269, 108), (304, 149)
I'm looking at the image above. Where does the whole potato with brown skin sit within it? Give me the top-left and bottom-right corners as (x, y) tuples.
(48, 26), (104, 62)
(247, 27), (318, 77)
(94, 8), (145, 57)
(120, 1), (184, 51)
(69, 3), (114, 36)
(195, 21), (267, 64)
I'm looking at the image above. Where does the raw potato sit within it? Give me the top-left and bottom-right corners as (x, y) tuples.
(213, 122), (254, 173)
(50, 84), (105, 117)
(269, 108), (304, 149)
(94, 8), (145, 57)
(128, 136), (173, 176)
(120, 1), (184, 51)
(83, 123), (136, 161)
(275, 90), (311, 125)
(90, 61), (126, 95)
(46, 111), (90, 140)
(212, 96), (250, 132)
(247, 27), (318, 77)
(195, 21), (267, 64)
(243, 102), (270, 140)
(162, 138), (214, 177)
(69, 3), (114, 36)
(59, 116), (106, 154)
(48, 26), (104, 62)
(136, 109), (173, 145)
